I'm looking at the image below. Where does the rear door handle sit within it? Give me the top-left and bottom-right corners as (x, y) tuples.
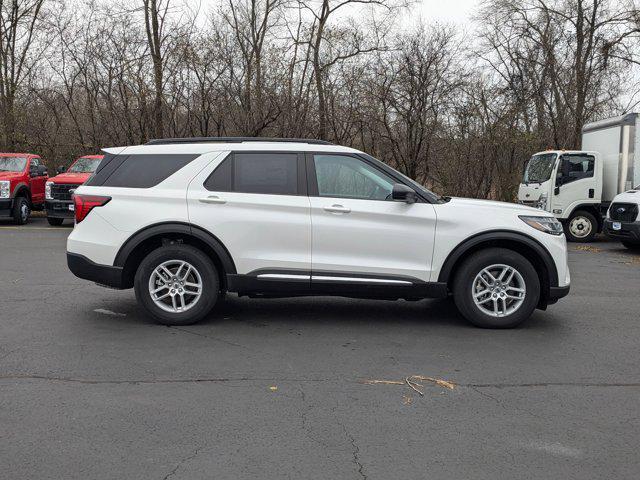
(323, 204), (351, 214)
(199, 195), (226, 205)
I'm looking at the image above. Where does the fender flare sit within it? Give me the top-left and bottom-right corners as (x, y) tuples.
(437, 230), (559, 287)
(113, 221), (237, 274)
(12, 182), (30, 199)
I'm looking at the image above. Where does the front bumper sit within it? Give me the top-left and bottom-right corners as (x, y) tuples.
(45, 199), (74, 219)
(0, 198), (13, 218)
(603, 219), (640, 242)
(67, 252), (125, 289)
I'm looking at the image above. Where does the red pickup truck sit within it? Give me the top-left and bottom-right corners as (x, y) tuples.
(45, 155), (103, 225)
(0, 153), (48, 224)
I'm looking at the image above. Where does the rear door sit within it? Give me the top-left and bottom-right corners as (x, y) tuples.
(307, 153), (437, 283)
(187, 151), (311, 277)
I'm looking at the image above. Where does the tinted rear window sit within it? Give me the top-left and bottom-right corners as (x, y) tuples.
(204, 152), (299, 195)
(86, 154), (198, 188)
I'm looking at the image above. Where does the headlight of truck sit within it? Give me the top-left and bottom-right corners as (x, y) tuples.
(45, 181), (53, 200)
(519, 215), (564, 235)
(535, 193), (548, 210)
(0, 180), (9, 198)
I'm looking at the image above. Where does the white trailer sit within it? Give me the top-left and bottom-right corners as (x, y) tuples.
(517, 113), (639, 242)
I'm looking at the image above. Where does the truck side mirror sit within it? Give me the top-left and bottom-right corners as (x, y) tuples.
(56, 165), (66, 174)
(37, 165), (48, 176)
(554, 186), (560, 195)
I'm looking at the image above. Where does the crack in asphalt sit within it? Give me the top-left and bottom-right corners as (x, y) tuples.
(162, 448), (200, 480)
(338, 422), (367, 480)
(166, 326), (246, 348)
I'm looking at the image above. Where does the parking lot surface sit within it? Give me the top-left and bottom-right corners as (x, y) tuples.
(1, 218), (639, 479)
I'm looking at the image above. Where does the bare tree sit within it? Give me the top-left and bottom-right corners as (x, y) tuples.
(0, 0), (45, 149)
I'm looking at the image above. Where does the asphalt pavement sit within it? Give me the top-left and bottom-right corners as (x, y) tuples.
(1, 217), (639, 479)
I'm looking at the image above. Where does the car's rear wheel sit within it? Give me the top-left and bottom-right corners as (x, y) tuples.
(12, 196), (30, 225)
(134, 244), (219, 325)
(453, 248), (540, 328)
(47, 217), (64, 226)
(564, 211), (597, 242)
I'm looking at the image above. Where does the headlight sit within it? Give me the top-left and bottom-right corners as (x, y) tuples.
(519, 215), (564, 235)
(0, 180), (9, 198)
(45, 181), (53, 200)
(535, 193), (548, 210)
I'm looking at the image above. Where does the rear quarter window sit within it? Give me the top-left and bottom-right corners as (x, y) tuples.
(86, 154), (199, 188)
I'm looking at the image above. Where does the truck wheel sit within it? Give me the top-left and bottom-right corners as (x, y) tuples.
(565, 211), (597, 242)
(621, 240), (640, 251)
(453, 248), (540, 328)
(134, 244), (219, 326)
(47, 217), (65, 226)
(12, 197), (30, 225)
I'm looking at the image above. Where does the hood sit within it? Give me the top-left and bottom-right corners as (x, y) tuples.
(447, 196), (546, 215)
(48, 172), (92, 184)
(517, 180), (551, 202)
(612, 189), (639, 205)
(0, 171), (26, 181)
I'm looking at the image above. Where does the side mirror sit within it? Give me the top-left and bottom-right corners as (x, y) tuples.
(56, 165), (66, 174)
(391, 183), (417, 204)
(554, 186), (560, 195)
(37, 165), (48, 176)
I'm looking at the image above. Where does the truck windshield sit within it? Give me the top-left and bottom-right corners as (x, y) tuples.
(68, 157), (101, 173)
(523, 153), (557, 184)
(0, 156), (27, 172)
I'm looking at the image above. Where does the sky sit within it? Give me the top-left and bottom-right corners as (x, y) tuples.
(417, 0), (477, 25)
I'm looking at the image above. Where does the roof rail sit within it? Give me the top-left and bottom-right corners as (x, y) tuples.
(145, 137), (333, 146)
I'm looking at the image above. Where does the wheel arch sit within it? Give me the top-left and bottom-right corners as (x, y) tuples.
(437, 230), (559, 308)
(114, 222), (237, 290)
(13, 183), (31, 201)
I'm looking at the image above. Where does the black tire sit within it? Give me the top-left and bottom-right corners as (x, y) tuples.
(564, 210), (597, 242)
(12, 196), (30, 225)
(621, 240), (640, 251)
(453, 248), (540, 328)
(47, 217), (65, 226)
(134, 244), (219, 326)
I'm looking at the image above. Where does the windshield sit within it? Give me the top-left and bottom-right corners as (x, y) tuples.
(523, 153), (557, 184)
(0, 156), (27, 172)
(68, 157), (101, 173)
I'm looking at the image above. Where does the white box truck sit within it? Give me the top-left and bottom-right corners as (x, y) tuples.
(517, 113), (640, 242)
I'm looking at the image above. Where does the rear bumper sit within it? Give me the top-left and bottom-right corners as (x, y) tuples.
(0, 198), (13, 217)
(46, 200), (74, 218)
(603, 219), (640, 241)
(67, 252), (125, 289)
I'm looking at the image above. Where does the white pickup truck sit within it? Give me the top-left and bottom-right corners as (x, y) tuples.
(518, 113), (640, 242)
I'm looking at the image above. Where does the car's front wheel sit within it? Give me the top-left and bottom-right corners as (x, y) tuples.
(453, 248), (540, 328)
(12, 196), (30, 225)
(134, 244), (219, 325)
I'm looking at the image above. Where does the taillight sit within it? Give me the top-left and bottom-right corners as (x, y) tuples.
(73, 194), (111, 223)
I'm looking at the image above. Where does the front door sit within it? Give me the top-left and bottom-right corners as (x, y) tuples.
(28, 157), (47, 204)
(552, 153), (598, 216)
(187, 150), (311, 277)
(307, 153), (437, 283)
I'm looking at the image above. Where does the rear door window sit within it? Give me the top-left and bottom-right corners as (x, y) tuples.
(86, 154), (199, 188)
(204, 152), (302, 195)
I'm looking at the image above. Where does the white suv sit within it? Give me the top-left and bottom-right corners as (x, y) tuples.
(67, 138), (570, 328)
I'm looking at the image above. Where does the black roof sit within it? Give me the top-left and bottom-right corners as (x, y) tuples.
(145, 137), (333, 146)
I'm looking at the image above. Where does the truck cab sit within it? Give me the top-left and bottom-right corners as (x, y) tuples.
(518, 113), (640, 242)
(45, 155), (103, 226)
(0, 153), (48, 224)
(518, 150), (602, 242)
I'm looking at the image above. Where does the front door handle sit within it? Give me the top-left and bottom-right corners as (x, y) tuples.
(199, 195), (226, 205)
(323, 204), (351, 214)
